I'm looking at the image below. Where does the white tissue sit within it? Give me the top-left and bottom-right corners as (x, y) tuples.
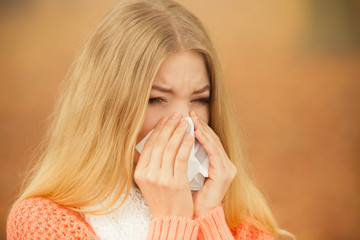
(135, 116), (209, 191)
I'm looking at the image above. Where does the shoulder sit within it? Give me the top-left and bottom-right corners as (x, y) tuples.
(7, 197), (98, 240)
(231, 223), (274, 240)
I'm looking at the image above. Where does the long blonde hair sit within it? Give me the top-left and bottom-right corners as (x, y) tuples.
(10, 0), (294, 238)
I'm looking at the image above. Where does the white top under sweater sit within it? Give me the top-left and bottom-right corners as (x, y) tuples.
(82, 184), (153, 240)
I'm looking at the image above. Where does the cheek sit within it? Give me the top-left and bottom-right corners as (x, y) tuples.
(134, 108), (166, 164)
(136, 110), (162, 143)
(196, 108), (210, 125)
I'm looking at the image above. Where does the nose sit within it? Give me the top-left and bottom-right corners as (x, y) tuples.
(171, 103), (191, 119)
(180, 111), (190, 119)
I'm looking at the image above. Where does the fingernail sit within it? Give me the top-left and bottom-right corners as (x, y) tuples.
(160, 117), (168, 125)
(185, 134), (192, 141)
(171, 112), (180, 119)
(191, 111), (198, 120)
(179, 118), (188, 127)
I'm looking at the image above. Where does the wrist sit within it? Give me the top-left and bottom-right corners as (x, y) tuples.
(148, 215), (200, 239)
(152, 213), (193, 219)
(194, 204), (221, 219)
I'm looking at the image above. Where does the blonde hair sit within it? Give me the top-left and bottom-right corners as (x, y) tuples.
(10, 0), (294, 239)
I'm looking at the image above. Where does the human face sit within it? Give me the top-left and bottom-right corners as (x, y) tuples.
(134, 50), (211, 163)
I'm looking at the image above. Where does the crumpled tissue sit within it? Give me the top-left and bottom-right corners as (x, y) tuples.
(135, 116), (209, 191)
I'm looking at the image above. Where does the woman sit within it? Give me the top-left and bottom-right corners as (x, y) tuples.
(7, 0), (294, 239)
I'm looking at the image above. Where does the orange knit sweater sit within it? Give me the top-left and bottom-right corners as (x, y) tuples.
(7, 197), (273, 239)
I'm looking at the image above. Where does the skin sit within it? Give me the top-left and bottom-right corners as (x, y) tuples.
(133, 50), (237, 219)
(133, 50), (211, 149)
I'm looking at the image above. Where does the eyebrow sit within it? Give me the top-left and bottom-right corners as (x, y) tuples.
(151, 84), (211, 94)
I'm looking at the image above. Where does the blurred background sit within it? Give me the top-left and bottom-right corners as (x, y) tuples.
(0, 0), (359, 239)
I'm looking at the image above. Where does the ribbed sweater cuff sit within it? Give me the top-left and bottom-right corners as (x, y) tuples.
(195, 205), (234, 240)
(147, 215), (199, 240)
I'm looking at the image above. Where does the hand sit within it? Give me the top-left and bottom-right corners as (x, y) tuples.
(189, 111), (237, 218)
(134, 112), (194, 219)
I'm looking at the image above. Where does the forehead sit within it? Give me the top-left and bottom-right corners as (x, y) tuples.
(153, 50), (210, 88)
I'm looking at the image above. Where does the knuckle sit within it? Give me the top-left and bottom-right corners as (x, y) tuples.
(176, 155), (186, 162)
(227, 165), (237, 181)
(152, 143), (164, 152)
(134, 173), (141, 183)
(172, 183), (183, 192)
(200, 136), (208, 145)
(175, 125), (186, 133)
(212, 132), (220, 141)
(144, 174), (157, 185)
(144, 140), (154, 148)
(214, 150), (221, 157)
(229, 171), (236, 181)
(157, 139), (167, 148)
(232, 165), (237, 176)
(164, 144), (176, 153)
(158, 178), (171, 189)
(219, 169), (230, 182)
(209, 149), (220, 158)
(134, 171), (149, 186)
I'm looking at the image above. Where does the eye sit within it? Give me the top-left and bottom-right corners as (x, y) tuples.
(149, 97), (166, 104)
(193, 97), (210, 105)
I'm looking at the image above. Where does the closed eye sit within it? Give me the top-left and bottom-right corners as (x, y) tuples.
(193, 98), (210, 104)
(148, 97), (210, 104)
(148, 97), (165, 104)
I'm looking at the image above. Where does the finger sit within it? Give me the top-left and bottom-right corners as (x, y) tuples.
(190, 111), (232, 170)
(190, 111), (226, 163)
(162, 118), (189, 176)
(190, 111), (220, 146)
(149, 112), (182, 170)
(174, 134), (194, 180)
(194, 129), (224, 169)
(136, 116), (169, 168)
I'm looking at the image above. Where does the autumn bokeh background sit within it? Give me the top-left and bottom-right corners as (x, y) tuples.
(1, 0), (359, 239)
